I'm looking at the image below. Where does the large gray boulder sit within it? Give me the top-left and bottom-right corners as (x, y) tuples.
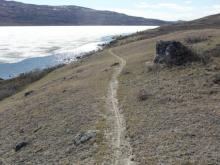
(154, 41), (197, 65)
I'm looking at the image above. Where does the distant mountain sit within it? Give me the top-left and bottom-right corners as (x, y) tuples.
(0, 0), (170, 26)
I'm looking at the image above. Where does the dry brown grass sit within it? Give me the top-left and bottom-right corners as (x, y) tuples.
(114, 29), (220, 164)
(184, 36), (209, 44)
(0, 50), (118, 164)
(1, 27), (220, 164)
(0, 65), (64, 101)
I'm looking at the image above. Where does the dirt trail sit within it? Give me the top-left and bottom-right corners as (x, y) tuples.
(107, 49), (135, 165)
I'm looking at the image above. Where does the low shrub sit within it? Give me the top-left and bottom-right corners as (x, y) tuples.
(184, 36), (209, 44)
(204, 45), (220, 57)
(0, 64), (64, 101)
(146, 62), (161, 73)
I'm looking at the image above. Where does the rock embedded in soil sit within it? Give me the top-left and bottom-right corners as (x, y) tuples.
(24, 90), (34, 97)
(15, 141), (29, 152)
(73, 131), (96, 146)
(138, 89), (149, 101)
(122, 71), (131, 75)
(154, 41), (197, 66)
(111, 62), (120, 67)
(213, 74), (220, 84)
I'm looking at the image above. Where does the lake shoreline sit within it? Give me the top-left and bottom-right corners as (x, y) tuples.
(0, 26), (157, 79)
(0, 31), (125, 80)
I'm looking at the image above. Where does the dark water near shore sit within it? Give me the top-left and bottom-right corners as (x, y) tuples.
(0, 26), (157, 79)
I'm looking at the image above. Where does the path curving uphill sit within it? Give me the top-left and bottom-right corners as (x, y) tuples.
(107, 49), (135, 165)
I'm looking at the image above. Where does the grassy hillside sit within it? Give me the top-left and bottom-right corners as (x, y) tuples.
(110, 13), (220, 47)
(1, 15), (220, 164)
(0, 50), (118, 164)
(0, 65), (63, 101)
(115, 29), (220, 164)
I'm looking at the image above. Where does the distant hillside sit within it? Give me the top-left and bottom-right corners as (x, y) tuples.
(109, 13), (220, 47)
(183, 13), (220, 27)
(168, 13), (220, 32)
(0, 0), (170, 26)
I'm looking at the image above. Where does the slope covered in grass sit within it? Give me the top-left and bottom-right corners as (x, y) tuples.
(1, 15), (220, 164)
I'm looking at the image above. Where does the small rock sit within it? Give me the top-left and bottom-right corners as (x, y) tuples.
(24, 90), (34, 97)
(19, 129), (24, 134)
(123, 71), (130, 75)
(66, 129), (71, 134)
(111, 62), (120, 67)
(73, 131), (96, 146)
(15, 141), (29, 152)
(33, 126), (42, 133)
(213, 74), (220, 85)
(138, 89), (149, 101)
(34, 148), (43, 153)
(209, 90), (218, 95)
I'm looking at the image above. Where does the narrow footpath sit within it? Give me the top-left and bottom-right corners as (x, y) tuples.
(107, 49), (135, 165)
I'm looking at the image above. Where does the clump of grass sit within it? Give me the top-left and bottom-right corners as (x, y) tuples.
(146, 62), (161, 73)
(0, 64), (64, 101)
(204, 44), (220, 57)
(195, 52), (211, 65)
(189, 46), (211, 65)
(184, 36), (209, 44)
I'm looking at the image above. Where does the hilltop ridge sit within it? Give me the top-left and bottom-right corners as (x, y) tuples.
(0, 0), (170, 26)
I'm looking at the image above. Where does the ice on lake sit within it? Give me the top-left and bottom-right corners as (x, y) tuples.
(0, 26), (157, 79)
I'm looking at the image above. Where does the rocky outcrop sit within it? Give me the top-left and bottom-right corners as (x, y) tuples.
(154, 41), (197, 66)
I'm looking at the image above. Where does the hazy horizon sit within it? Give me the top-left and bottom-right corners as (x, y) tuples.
(7, 0), (220, 21)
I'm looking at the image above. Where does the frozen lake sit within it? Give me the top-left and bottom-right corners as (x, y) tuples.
(0, 26), (157, 79)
